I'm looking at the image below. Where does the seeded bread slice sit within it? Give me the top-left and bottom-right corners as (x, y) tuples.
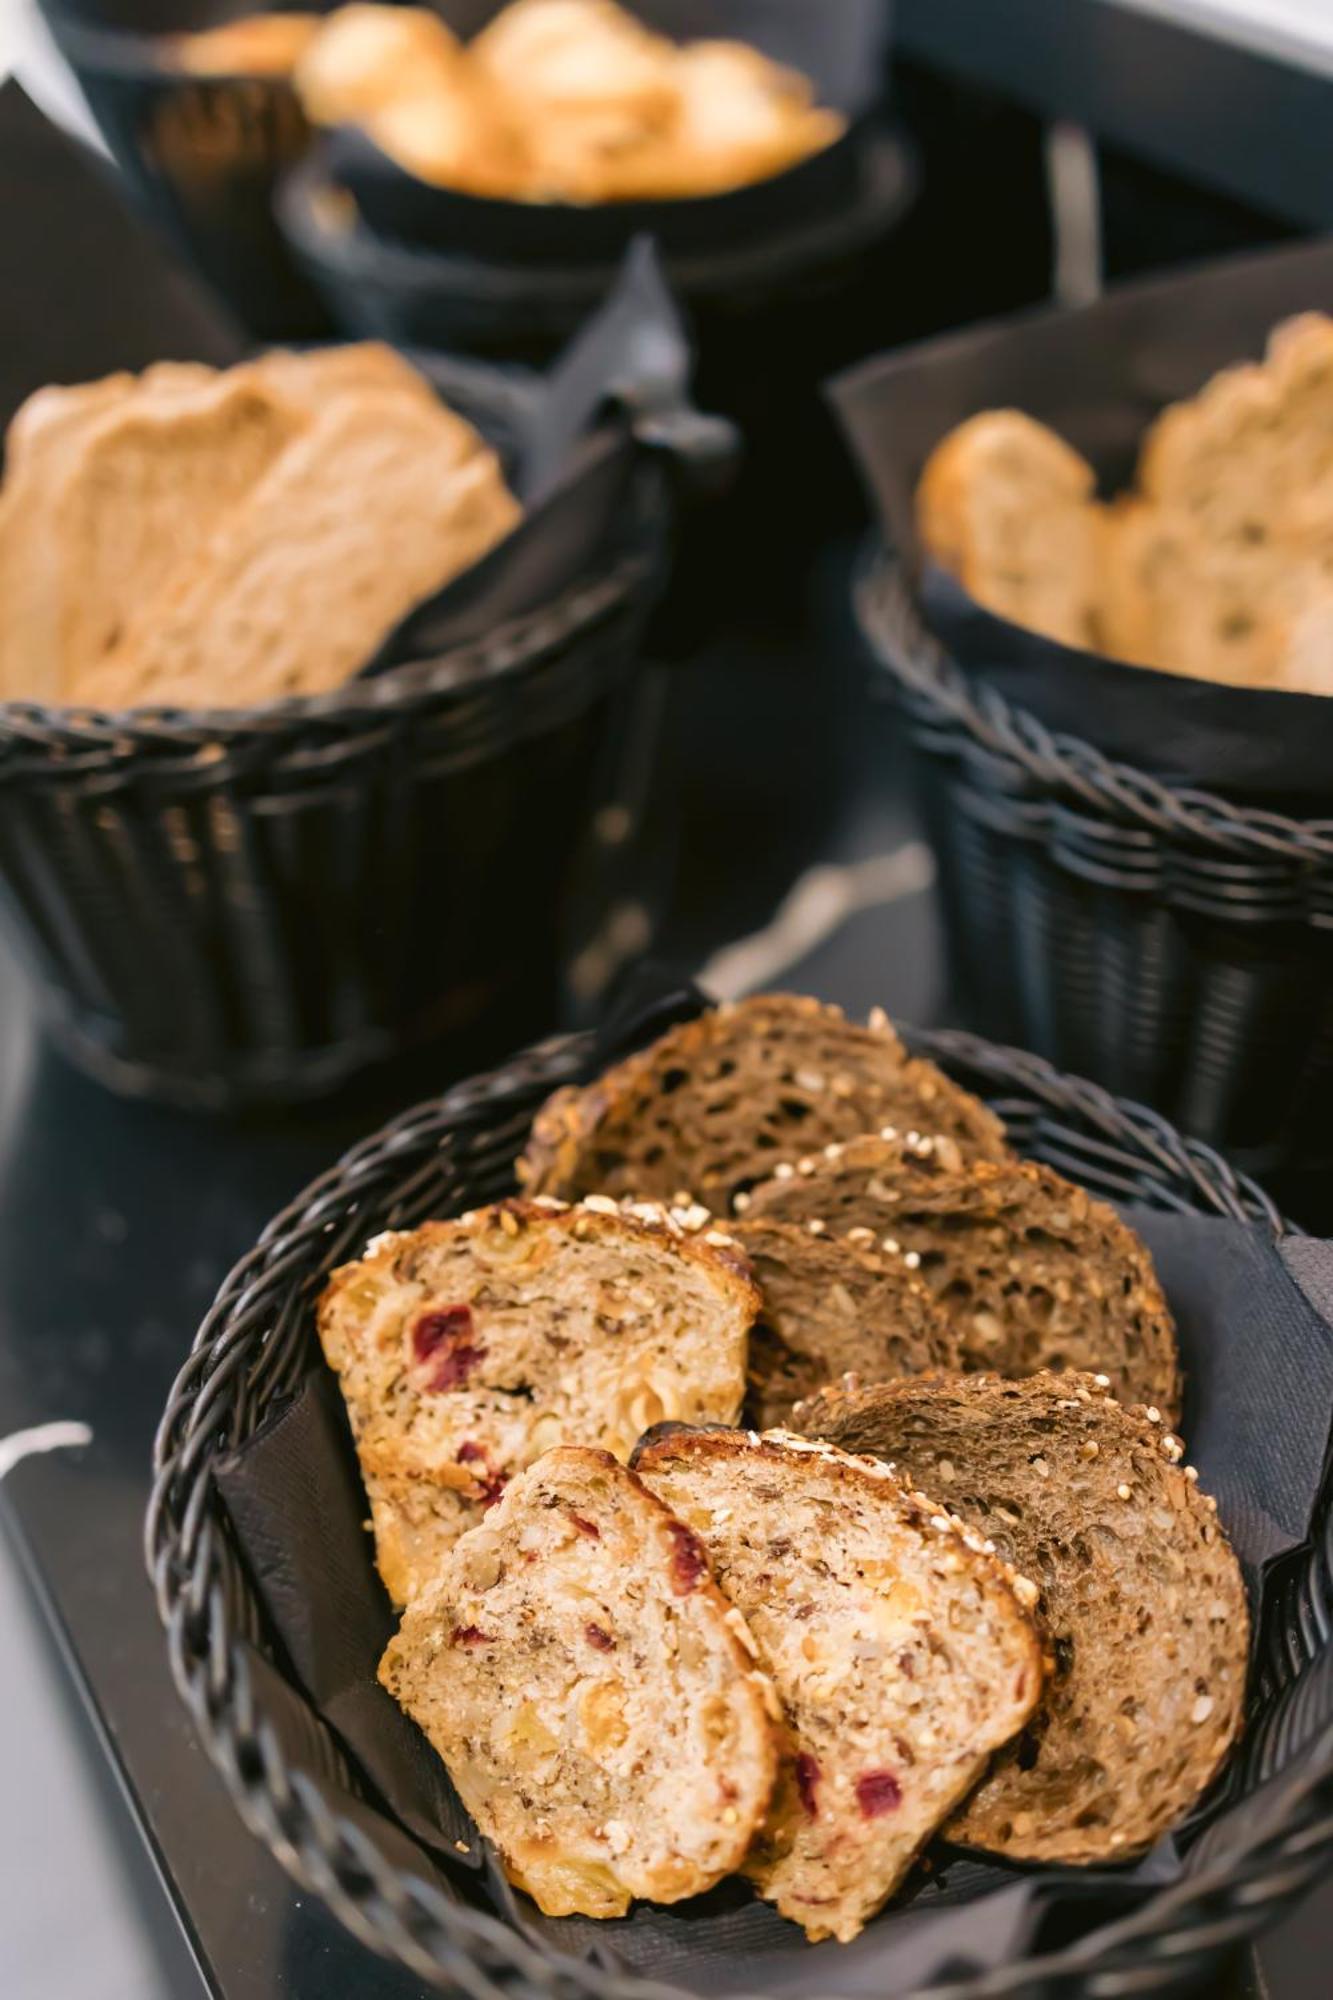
(318, 1198), (758, 1605)
(746, 1138), (1180, 1422)
(795, 1373), (1248, 1863)
(380, 1445), (782, 1917)
(632, 1426), (1043, 1942)
(518, 995), (1009, 1212)
(733, 1216), (963, 1429)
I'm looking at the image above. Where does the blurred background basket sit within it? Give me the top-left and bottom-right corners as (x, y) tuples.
(856, 557), (1333, 1206)
(146, 1018), (1333, 2000)
(0, 349), (673, 1112)
(38, 1), (331, 339)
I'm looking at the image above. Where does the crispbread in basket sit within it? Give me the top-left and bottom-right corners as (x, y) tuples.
(147, 1018), (1333, 2000)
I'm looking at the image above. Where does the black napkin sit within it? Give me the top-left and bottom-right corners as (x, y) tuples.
(830, 237), (1333, 812)
(211, 978), (1333, 1993)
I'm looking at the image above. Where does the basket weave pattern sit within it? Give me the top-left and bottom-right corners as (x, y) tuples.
(857, 557), (1333, 1174)
(147, 1023), (1333, 2000)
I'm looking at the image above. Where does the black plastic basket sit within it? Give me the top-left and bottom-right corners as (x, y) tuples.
(856, 557), (1333, 1190)
(40, 5), (329, 340)
(145, 1017), (1333, 2000)
(0, 433), (668, 1109)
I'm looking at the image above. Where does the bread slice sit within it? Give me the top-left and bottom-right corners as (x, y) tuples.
(247, 342), (444, 422)
(172, 11), (320, 75)
(379, 1445), (783, 1917)
(74, 389), (520, 709)
(517, 996), (1009, 1213)
(794, 1372), (1249, 1863)
(632, 1426), (1043, 1941)
(733, 1216), (963, 1429)
(916, 410), (1100, 649)
(745, 1138), (1180, 1422)
(295, 5), (468, 124)
(318, 1198), (758, 1605)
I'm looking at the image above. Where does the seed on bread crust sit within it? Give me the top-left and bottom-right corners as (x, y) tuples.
(794, 1370), (1248, 1865)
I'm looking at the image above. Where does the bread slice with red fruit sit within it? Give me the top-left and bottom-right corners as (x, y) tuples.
(631, 1424), (1043, 1942)
(380, 1446), (784, 1919)
(318, 1198), (757, 1605)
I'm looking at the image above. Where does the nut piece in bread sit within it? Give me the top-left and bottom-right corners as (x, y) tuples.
(380, 1445), (783, 1917)
(318, 1199), (758, 1604)
(733, 1215), (963, 1429)
(517, 995), (1009, 1212)
(915, 410), (1100, 650)
(796, 1372), (1248, 1864)
(746, 1138), (1180, 1423)
(633, 1425), (1043, 1942)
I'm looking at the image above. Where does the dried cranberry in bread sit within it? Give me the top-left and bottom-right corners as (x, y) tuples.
(318, 1198), (757, 1605)
(746, 1137), (1180, 1423)
(733, 1216), (963, 1429)
(795, 1372), (1249, 1864)
(517, 995), (1008, 1212)
(632, 1426), (1042, 1942)
(380, 1446), (782, 1918)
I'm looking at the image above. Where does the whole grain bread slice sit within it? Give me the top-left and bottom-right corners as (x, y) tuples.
(74, 389), (519, 708)
(794, 1372), (1248, 1864)
(733, 1215), (963, 1429)
(380, 1445), (783, 1918)
(517, 995), (1009, 1213)
(318, 1197), (757, 1605)
(746, 1137), (1180, 1422)
(632, 1425), (1042, 1942)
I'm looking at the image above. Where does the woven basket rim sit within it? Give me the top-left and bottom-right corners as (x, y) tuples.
(145, 1016), (1333, 2000)
(0, 540), (654, 756)
(857, 550), (1333, 862)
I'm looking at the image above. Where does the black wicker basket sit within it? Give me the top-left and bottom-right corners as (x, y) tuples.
(40, 4), (329, 340)
(146, 1019), (1333, 2000)
(856, 557), (1333, 1190)
(0, 432), (668, 1109)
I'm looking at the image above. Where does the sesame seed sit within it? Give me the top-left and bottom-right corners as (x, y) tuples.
(1033, 1458), (1050, 1479)
(846, 1226), (875, 1246)
(704, 1229), (736, 1248)
(1145, 1407), (1161, 1424)
(937, 1459), (956, 1481)
(732, 1191), (751, 1214)
(797, 1157), (816, 1175)
(1094, 1374), (1111, 1388)
(774, 1162), (795, 1181)
(879, 1126), (899, 1143)
(722, 1807), (739, 1826)
(1080, 1440), (1099, 1460)
(1117, 1483), (1132, 1501)
(582, 1194), (618, 1215)
(1184, 1465), (1200, 1483)
(454, 1840), (472, 1854)
(795, 1069), (825, 1094)
(881, 1236), (900, 1255)
(868, 1006), (891, 1032)
(499, 1208), (521, 1237)
(672, 1190), (694, 1209)
(903, 1251), (922, 1270)
(1191, 1695), (1214, 1724)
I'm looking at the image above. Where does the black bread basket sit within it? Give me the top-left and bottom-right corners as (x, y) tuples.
(39, 0), (328, 340)
(834, 241), (1333, 1201)
(0, 350), (673, 1111)
(145, 1017), (1333, 2000)
(855, 559), (1333, 1201)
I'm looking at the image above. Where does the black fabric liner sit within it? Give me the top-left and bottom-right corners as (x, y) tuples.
(829, 237), (1333, 813)
(0, 90), (700, 694)
(211, 974), (1333, 1995)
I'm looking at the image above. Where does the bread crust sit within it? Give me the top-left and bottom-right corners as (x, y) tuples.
(633, 1425), (1043, 1941)
(794, 1371), (1249, 1864)
(379, 1445), (784, 1917)
(746, 1139), (1181, 1423)
(318, 1197), (758, 1603)
(517, 995), (1009, 1211)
